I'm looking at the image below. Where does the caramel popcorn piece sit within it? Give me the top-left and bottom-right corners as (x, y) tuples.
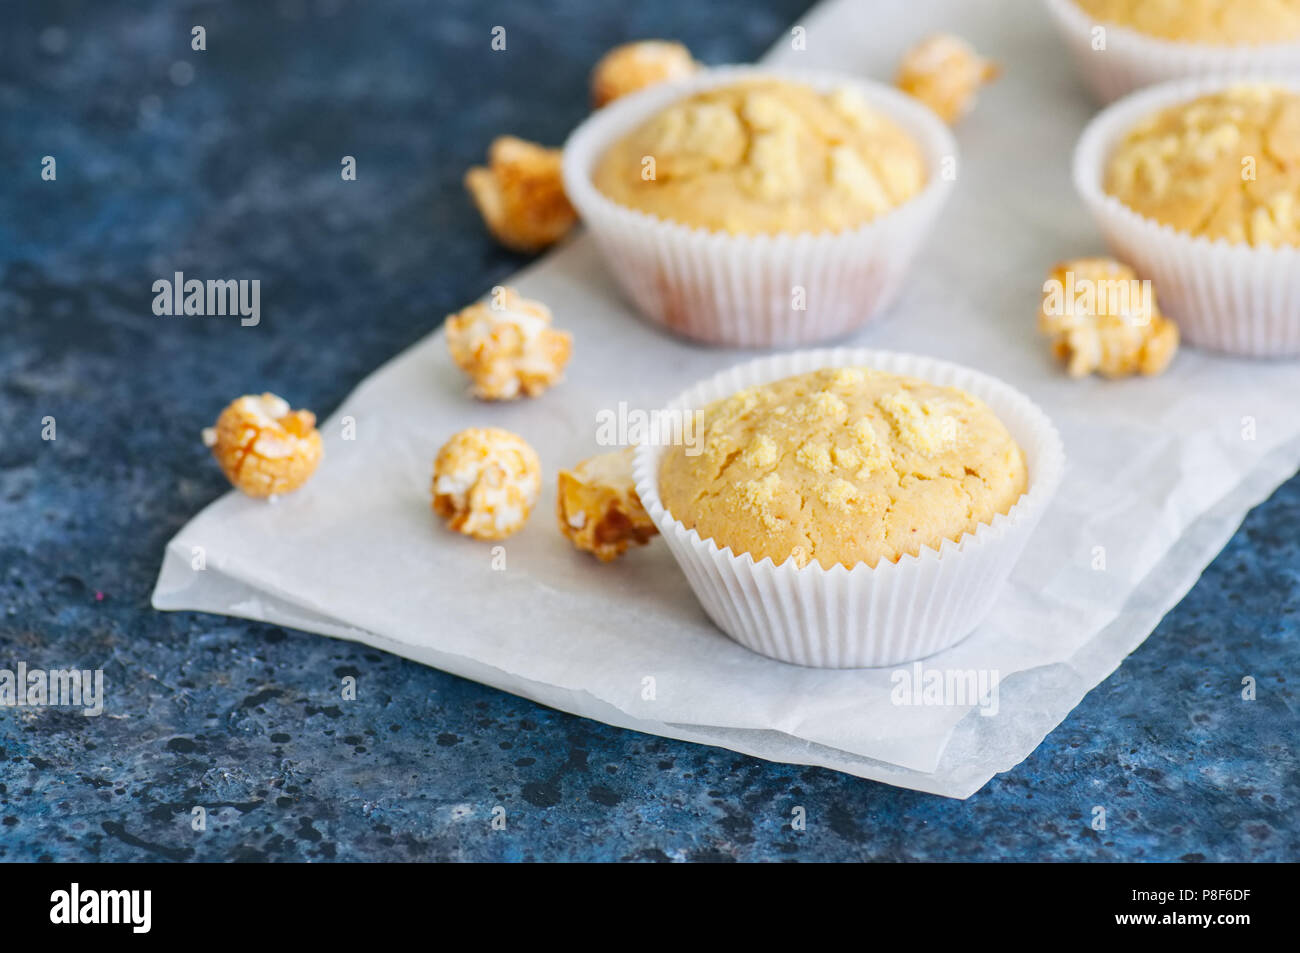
(445, 287), (572, 401)
(896, 33), (999, 124)
(556, 447), (657, 562)
(590, 40), (697, 108)
(202, 393), (323, 498)
(1039, 258), (1180, 379)
(432, 428), (541, 541)
(465, 136), (577, 253)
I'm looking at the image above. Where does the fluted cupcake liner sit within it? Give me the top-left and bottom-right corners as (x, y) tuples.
(562, 67), (957, 348)
(1044, 0), (1300, 103)
(632, 349), (1065, 668)
(1074, 76), (1300, 357)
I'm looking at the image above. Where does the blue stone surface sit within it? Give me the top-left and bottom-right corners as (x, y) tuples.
(1, 0), (1297, 862)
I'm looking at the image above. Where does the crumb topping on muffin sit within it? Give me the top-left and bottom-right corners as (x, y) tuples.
(657, 368), (1028, 570)
(1105, 84), (1300, 247)
(591, 80), (927, 235)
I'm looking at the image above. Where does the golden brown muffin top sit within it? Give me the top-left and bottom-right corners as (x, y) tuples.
(658, 368), (1028, 570)
(1075, 0), (1300, 45)
(1105, 84), (1300, 247)
(592, 80), (927, 236)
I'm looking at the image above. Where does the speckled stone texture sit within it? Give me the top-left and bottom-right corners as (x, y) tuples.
(1, 0), (1297, 863)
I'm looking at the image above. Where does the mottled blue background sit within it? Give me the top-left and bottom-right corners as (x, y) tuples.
(1, 0), (1296, 862)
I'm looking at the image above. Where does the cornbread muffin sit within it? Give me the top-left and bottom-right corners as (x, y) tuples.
(203, 393), (323, 498)
(557, 448), (658, 561)
(896, 34), (999, 124)
(1104, 84), (1300, 247)
(445, 287), (572, 400)
(591, 40), (697, 108)
(658, 368), (1027, 570)
(591, 80), (927, 235)
(1039, 258), (1180, 377)
(432, 428), (541, 541)
(465, 136), (577, 252)
(1073, 0), (1300, 45)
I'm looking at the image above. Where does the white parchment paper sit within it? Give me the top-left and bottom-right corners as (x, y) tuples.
(152, 0), (1300, 798)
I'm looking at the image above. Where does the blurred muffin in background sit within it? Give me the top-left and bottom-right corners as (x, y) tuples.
(1073, 0), (1300, 45)
(1046, 0), (1300, 102)
(591, 78), (926, 235)
(1104, 83), (1300, 247)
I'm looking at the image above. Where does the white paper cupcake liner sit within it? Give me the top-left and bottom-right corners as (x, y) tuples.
(1044, 0), (1300, 103)
(632, 349), (1065, 669)
(1074, 76), (1300, 357)
(562, 67), (957, 348)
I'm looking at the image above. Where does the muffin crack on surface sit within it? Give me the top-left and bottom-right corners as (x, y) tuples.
(658, 368), (1028, 570)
